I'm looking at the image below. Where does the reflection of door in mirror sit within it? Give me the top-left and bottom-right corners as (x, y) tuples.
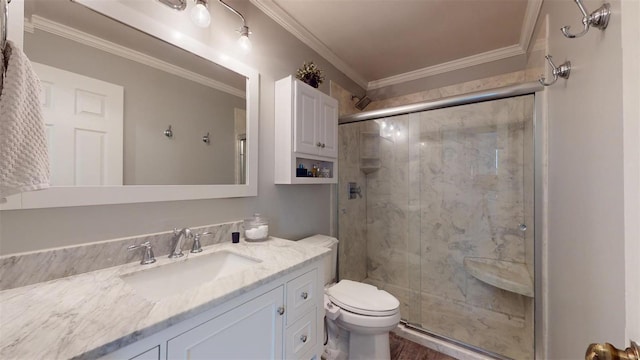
(35, 63), (124, 186)
(23, 0), (248, 186)
(234, 108), (247, 184)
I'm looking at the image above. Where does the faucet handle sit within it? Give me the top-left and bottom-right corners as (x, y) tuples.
(127, 241), (156, 265)
(191, 231), (213, 253)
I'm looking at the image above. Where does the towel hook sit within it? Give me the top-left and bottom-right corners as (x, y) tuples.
(561, 0), (610, 38)
(164, 125), (173, 138)
(202, 132), (210, 144)
(539, 55), (571, 87)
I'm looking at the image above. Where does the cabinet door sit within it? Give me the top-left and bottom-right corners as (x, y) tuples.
(167, 286), (284, 359)
(294, 82), (320, 156)
(317, 95), (338, 158)
(129, 346), (160, 360)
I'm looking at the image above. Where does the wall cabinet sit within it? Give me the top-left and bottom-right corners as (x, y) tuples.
(101, 261), (323, 360)
(275, 76), (338, 184)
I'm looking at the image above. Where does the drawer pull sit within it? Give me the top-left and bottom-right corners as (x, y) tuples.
(277, 306), (285, 315)
(300, 334), (308, 343)
(300, 291), (308, 300)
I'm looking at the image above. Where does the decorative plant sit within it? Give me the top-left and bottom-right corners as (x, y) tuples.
(295, 61), (325, 88)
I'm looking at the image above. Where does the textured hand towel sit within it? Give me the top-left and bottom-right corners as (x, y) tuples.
(0, 40), (50, 202)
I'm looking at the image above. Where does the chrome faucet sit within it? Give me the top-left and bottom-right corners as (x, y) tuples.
(170, 227), (193, 258)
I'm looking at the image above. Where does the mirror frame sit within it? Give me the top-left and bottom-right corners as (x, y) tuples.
(1, 0), (259, 210)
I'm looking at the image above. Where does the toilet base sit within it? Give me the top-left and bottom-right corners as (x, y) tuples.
(348, 332), (391, 360)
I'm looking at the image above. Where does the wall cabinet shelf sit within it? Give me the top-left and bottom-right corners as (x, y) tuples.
(275, 75), (338, 184)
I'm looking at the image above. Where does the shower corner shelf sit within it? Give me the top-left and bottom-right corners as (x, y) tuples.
(360, 166), (380, 174)
(463, 257), (534, 298)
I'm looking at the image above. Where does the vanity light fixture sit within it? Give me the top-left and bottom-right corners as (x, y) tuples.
(190, 0), (211, 28)
(158, 0), (252, 53)
(218, 0), (252, 54)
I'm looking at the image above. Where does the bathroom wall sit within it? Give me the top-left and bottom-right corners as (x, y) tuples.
(534, 0), (632, 357)
(0, 0), (365, 255)
(24, 30), (246, 186)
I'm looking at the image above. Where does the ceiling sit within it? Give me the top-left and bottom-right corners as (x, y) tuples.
(251, 0), (542, 90)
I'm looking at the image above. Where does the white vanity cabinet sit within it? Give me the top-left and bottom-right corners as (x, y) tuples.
(275, 75), (338, 184)
(167, 286), (285, 359)
(100, 260), (323, 360)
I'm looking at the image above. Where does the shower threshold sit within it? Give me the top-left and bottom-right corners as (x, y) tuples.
(397, 320), (515, 360)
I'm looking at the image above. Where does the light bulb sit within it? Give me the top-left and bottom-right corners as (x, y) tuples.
(238, 25), (252, 54)
(190, 1), (211, 28)
(238, 35), (252, 53)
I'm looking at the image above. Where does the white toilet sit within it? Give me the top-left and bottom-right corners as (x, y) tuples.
(298, 235), (401, 360)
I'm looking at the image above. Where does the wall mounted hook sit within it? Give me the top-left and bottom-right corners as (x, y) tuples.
(164, 125), (173, 138)
(561, 0), (610, 38)
(539, 55), (571, 87)
(202, 132), (210, 144)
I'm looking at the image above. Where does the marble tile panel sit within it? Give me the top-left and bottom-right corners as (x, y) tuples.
(438, 72), (525, 98)
(420, 292), (532, 360)
(0, 221), (242, 291)
(331, 81), (361, 117)
(338, 122), (368, 281)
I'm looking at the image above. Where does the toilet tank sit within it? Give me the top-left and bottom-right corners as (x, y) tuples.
(297, 235), (338, 285)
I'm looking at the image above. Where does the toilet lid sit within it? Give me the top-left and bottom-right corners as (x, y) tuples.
(326, 280), (399, 317)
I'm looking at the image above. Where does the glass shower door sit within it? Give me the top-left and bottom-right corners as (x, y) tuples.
(337, 95), (535, 360)
(408, 95), (535, 359)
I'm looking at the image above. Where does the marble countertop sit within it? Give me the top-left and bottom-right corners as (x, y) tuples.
(0, 237), (329, 359)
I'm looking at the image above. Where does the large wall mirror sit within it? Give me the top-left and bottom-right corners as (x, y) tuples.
(2, 0), (259, 209)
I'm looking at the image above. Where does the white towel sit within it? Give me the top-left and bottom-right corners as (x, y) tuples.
(0, 40), (50, 202)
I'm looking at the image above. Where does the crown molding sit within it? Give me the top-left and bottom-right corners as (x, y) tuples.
(25, 15), (246, 99)
(248, 0), (368, 89)
(368, 0), (542, 90)
(520, 0), (544, 53)
(367, 44), (525, 90)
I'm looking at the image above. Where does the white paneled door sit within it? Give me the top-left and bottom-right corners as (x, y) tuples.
(34, 62), (124, 186)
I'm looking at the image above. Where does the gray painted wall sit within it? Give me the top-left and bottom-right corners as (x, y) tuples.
(537, 0), (630, 357)
(24, 30), (246, 185)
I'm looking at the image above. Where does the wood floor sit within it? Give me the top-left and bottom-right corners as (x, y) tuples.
(390, 333), (457, 360)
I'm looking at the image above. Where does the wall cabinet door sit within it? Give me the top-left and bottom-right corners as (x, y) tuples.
(294, 82), (320, 156)
(166, 286), (284, 359)
(317, 95), (338, 158)
(293, 81), (338, 158)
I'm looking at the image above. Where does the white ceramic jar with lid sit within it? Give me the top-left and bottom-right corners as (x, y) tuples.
(244, 213), (269, 241)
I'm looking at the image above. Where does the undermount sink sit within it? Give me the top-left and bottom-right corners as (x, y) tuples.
(121, 250), (262, 301)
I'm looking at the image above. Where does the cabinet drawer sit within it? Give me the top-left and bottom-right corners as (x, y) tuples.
(286, 269), (317, 325)
(285, 309), (317, 359)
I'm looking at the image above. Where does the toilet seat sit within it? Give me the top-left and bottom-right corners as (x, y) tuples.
(327, 280), (399, 317)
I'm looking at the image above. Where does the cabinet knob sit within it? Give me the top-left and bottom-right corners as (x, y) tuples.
(277, 306), (285, 315)
(300, 334), (308, 343)
(316, 142), (322, 147)
(300, 292), (308, 300)
(321, 143), (326, 148)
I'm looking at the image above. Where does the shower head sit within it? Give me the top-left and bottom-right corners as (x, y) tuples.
(352, 94), (372, 111)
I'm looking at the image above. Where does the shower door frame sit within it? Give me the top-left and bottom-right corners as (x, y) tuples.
(338, 82), (546, 360)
